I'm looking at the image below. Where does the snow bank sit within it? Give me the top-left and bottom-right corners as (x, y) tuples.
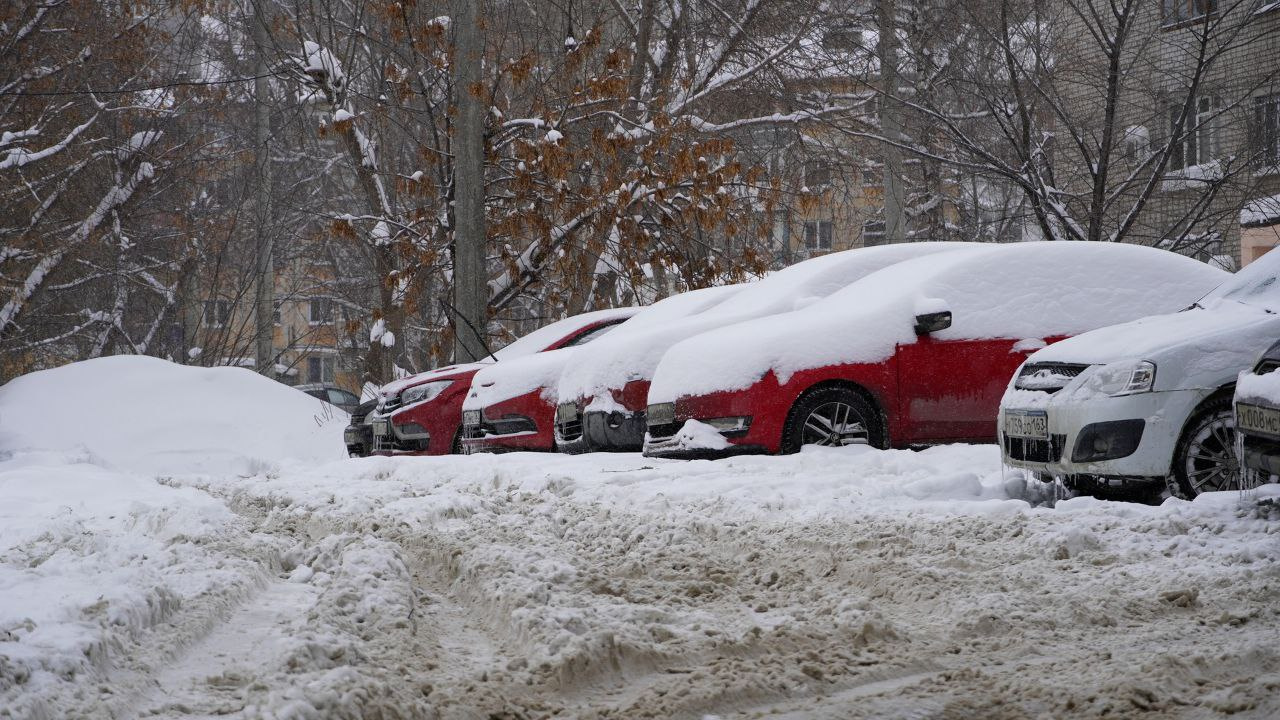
(649, 242), (1226, 402)
(558, 243), (977, 404)
(0, 355), (346, 476)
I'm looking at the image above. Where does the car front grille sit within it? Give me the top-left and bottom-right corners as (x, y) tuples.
(647, 421), (681, 440)
(556, 416), (582, 442)
(1014, 363), (1090, 393)
(1004, 433), (1067, 463)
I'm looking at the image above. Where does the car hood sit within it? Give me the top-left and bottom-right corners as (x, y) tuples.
(464, 348), (577, 410)
(1026, 301), (1280, 391)
(379, 362), (490, 398)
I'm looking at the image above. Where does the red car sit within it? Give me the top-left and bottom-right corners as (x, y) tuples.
(366, 308), (636, 455)
(462, 286), (745, 452)
(553, 242), (979, 453)
(643, 242), (1227, 458)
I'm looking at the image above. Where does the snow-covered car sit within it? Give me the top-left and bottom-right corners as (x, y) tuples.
(461, 337), (622, 453)
(1235, 339), (1280, 485)
(364, 308), (637, 456)
(549, 284), (747, 451)
(645, 242), (1227, 458)
(554, 242), (982, 453)
(999, 249), (1280, 498)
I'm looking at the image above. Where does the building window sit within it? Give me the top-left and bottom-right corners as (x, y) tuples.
(803, 160), (832, 189)
(1170, 94), (1219, 170)
(203, 299), (229, 328)
(862, 162), (882, 190)
(307, 356), (335, 383)
(803, 220), (833, 250)
(1162, 0), (1217, 26)
(1255, 93), (1280, 168)
(272, 302), (282, 326)
(308, 297), (332, 326)
(862, 220), (886, 246)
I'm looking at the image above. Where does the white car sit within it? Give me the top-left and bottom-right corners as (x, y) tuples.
(999, 250), (1280, 498)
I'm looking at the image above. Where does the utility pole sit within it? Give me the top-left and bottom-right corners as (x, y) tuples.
(452, 0), (487, 362)
(877, 0), (907, 244)
(252, 0), (275, 375)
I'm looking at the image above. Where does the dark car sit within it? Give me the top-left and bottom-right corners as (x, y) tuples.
(1235, 339), (1280, 485)
(344, 398), (378, 457)
(297, 383), (361, 413)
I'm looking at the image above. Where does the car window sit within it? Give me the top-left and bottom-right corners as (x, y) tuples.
(305, 389), (327, 401)
(559, 322), (622, 348)
(1198, 249), (1280, 312)
(328, 389), (351, 405)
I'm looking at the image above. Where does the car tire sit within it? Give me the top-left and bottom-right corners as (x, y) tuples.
(1171, 395), (1239, 499)
(781, 386), (885, 454)
(451, 427), (464, 455)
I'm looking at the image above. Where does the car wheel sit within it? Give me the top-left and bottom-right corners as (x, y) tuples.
(782, 386), (884, 454)
(1172, 396), (1239, 498)
(451, 427), (464, 455)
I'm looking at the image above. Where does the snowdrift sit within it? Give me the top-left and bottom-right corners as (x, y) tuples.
(0, 355), (346, 476)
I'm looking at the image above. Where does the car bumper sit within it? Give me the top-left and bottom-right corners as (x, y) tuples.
(1241, 434), (1280, 477)
(643, 432), (768, 459)
(1000, 389), (1205, 480)
(369, 415), (432, 454)
(461, 426), (549, 453)
(344, 425), (373, 456)
(557, 409), (646, 452)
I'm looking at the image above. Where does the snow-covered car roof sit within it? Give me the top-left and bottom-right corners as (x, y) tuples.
(649, 241), (1228, 402)
(556, 242), (982, 403)
(377, 306), (639, 398)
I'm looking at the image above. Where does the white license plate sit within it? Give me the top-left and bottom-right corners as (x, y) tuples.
(372, 419), (390, 437)
(1237, 403), (1280, 439)
(463, 410), (481, 426)
(1004, 409), (1048, 440)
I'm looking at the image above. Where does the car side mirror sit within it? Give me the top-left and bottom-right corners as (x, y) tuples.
(914, 310), (952, 335)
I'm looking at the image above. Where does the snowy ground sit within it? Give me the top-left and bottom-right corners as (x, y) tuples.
(3, 359), (1279, 719)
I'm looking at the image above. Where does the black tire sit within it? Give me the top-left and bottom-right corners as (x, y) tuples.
(451, 427), (464, 455)
(1171, 395), (1239, 498)
(781, 386), (885, 454)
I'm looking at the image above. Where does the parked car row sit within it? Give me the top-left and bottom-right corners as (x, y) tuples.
(346, 239), (1280, 499)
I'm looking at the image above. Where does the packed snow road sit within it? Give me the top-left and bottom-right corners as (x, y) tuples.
(2, 359), (1279, 719)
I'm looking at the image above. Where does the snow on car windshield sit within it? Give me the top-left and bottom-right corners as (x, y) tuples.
(491, 306), (639, 360)
(1198, 246), (1280, 312)
(648, 242), (1227, 402)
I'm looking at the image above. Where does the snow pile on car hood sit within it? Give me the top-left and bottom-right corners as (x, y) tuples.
(558, 243), (979, 404)
(465, 347), (578, 409)
(0, 356), (346, 476)
(649, 242), (1227, 402)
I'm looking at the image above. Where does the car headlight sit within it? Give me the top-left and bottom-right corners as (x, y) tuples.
(401, 380), (452, 406)
(1090, 360), (1156, 397)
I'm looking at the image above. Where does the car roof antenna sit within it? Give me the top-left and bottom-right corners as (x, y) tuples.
(438, 297), (499, 363)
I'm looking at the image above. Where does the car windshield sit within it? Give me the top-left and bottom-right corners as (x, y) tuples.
(1198, 250), (1280, 312)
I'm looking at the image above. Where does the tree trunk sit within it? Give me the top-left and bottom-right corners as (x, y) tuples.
(452, 0), (488, 362)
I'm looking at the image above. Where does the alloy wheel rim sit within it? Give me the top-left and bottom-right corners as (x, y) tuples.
(801, 401), (869, 447)
(1183, 410), (1238, 494)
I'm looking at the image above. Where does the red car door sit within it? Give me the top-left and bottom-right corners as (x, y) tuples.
(894, 336), (1037, 444)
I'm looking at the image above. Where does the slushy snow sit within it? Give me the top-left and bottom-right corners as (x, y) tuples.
(2, 354), (1278, 718)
